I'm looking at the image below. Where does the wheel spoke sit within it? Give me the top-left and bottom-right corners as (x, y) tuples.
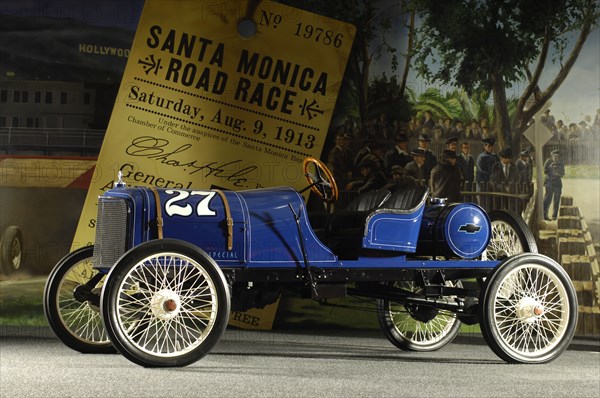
(491, 263), (570, 359)
(56, 258), (109, 345)
(388, 281), (458, 347)
(483, 218), (525, 260)
(115, 252), (219, 358)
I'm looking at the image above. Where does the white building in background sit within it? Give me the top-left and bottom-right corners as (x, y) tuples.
(0, 79), (96, 129)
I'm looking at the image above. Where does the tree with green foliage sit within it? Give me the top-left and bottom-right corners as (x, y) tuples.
(413, 0), (599, 151)
(368, 73), (411, 122)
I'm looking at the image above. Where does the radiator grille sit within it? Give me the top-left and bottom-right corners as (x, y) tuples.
(92, 197), (129, 269)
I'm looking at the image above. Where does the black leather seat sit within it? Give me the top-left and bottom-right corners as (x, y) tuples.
(327, 190), (390, 234)
(325, 190), (391, 257)
(380, 185), (428, 211)
(345, 189), (391, 211)
(326, 187), (428, 258)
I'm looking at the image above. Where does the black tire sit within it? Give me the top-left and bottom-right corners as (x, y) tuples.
(480, 253), (577, 364)
(43, 246), (114, 353)
(1, 226), (23, 275)
(101, 239), (231, 367)
(376, 281), (462, 351)
(483, 210), (537, 261)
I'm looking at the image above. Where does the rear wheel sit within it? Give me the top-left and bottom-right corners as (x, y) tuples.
(480, 254), (577, 364)
(376, 281), (461, 351)
(101, 239), (230, 367)
(482, 210), (537, 260)
(43, 246), (113, 353)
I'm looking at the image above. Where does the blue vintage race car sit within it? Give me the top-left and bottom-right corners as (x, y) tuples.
(44, 157), (577, 367)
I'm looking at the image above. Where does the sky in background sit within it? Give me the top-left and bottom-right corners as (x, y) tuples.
(537, 28), (600, 124)
(2, 0), (598, 124)
(369, 4), (600, 125)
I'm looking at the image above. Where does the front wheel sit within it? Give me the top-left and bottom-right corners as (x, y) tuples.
(376, 281), (462, 351)
(480, 254), (577, 364)
(43, 246), (114, 353)
(101, 239), (231, 367)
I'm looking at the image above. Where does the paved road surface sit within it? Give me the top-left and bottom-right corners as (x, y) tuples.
(1, 330), (599, 398)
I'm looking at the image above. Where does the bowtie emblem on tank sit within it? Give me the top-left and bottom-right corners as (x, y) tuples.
(45, 157), (578, 368)
(458, 223), (483, 234)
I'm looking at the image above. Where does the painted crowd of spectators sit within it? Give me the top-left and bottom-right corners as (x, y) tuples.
(325, 112), (536, 204)
(541, 108), (600, 142)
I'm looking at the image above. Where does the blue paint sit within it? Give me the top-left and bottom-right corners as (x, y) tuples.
(97, 185), (499, 271)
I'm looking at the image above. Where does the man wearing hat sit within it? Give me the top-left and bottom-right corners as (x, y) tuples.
(490, 147), (518, 193)
(327, 130), (354, 188)
(430, 149), (463, 202)
(457, 141), (475, 188)
(353, 137), (375, 168)
(383, 165), (417, 192)
(516, 150), (533, 185)
(405, 148), (428, 185)
(543, 149), (565, 221)
(444, 136), (462, 181)
(417, 133), (437, 180)
(450, 119), (465, 138)
(384, 132), (412, 175)
(346, 157), (387, 194)
(444, 135), (459, 152)
(355, 139), (385, 173)
(476, 137), (499, 190)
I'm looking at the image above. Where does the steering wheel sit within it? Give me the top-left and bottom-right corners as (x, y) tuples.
(302, 157), (338, 203)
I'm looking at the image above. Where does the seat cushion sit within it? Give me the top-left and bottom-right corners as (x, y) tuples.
(345, 189), (391, 211)
(381, 185), (428, 211)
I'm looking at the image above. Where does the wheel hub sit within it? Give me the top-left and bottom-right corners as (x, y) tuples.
(406, 304), (438, 323)
(150, 289), (181, 320)
(515, 297), (544, 323)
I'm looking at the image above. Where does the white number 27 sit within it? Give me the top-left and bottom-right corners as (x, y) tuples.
(164, 190), (217, 217)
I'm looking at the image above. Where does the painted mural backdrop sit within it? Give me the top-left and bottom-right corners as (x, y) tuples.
(0, 0), (598, 334)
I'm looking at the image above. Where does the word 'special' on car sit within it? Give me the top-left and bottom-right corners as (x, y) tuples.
(44, 157), (578, 367)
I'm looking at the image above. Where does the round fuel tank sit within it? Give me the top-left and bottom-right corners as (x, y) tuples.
(416, 202), (491, 259)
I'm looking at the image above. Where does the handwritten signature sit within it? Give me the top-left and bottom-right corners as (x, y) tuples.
(125, 136), (257, 187)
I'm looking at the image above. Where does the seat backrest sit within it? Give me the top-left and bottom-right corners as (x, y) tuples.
(345, 189), (391, 211)
(381, 185), (428, 211)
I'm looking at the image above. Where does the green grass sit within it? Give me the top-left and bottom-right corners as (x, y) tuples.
(0, 277), (48, 327)
(564, 165), (600, 179)
(0, 315), (48, 327)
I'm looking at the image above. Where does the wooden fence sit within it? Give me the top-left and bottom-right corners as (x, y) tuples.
(405, 138), (599, 166)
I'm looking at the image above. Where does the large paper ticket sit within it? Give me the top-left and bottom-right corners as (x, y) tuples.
(73, 0), (355, 247)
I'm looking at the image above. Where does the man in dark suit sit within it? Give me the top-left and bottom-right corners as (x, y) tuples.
(417, 133), (437, 181)
(457, 141), (475, 189)
(405, 148), (428, 186)
(476, 137), (499, 191)
(346, 158), (387, 194)
(384, 132), (411, 175)
(543, 149), (565, 221)
(490, 147), (519, 193)
(430, 150), (463, 202)
(327, 131), (354, 188)
(516, 150), (533, 184)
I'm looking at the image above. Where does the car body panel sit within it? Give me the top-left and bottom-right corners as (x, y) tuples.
(95, 184), (495, 272)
